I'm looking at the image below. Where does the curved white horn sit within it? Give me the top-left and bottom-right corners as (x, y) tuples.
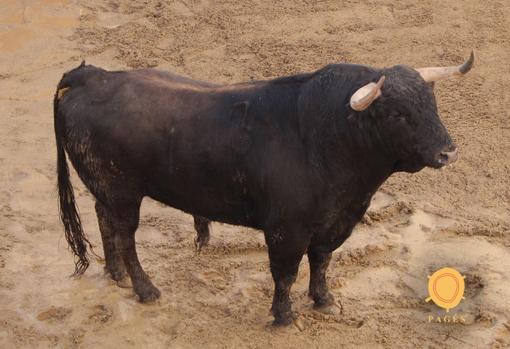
(350, 75), (386, 111)
(416, 50), (475, 82)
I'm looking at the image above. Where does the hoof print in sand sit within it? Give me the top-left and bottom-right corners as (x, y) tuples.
(37, 306), (72, 322)
(86, 304), (113, 324)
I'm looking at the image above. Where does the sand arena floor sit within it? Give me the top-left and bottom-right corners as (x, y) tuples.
(1, 0), (509, 348)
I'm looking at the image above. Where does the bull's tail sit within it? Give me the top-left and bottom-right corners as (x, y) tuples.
(54, 74), (92, 276)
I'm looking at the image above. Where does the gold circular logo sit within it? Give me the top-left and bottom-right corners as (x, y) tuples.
(425, 267), (465, 312)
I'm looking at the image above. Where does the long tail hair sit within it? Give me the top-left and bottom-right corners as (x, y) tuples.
(54, 79), (92, 276)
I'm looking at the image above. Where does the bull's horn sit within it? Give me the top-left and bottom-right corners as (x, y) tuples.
(416, 50), (475, 83)
(350, 75), (386, 111)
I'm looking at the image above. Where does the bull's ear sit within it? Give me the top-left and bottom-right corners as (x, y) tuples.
(350, 76), (385, 111)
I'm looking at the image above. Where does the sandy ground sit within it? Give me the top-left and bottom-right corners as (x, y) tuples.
(1, 0), (509, 348)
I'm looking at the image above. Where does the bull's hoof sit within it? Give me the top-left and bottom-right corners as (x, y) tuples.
(309, 291), (335, 307)
(194, 235), (210, 253)
(137, 286), (161, 303)
(313, 302), (342, 315)
(272, 311), (296, 327)
(313, 298), (342, 315)
(116, 276), (132, 289)
(109, 269), (127, 282)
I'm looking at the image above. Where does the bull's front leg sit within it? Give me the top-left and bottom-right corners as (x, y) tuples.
(308, 248), (334, 308)
(269, 256), (301, 325)
(264, 228), (309, 326)
(307, 231), (351, 314)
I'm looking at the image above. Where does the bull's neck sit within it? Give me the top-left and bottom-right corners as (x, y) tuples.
(310, 118), (397, 199)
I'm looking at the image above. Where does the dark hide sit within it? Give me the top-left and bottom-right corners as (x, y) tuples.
(54, 61), (456, 324)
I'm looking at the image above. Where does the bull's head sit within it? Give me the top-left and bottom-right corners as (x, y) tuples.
(349, 51), (474, 172)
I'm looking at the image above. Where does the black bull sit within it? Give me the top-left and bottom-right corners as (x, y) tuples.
(54, 58), (469, 325)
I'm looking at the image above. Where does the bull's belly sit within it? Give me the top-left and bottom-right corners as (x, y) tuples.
(145, 176), (260, 228)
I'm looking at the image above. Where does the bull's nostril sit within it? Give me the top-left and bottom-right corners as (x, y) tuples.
(438, 148), (458, 165)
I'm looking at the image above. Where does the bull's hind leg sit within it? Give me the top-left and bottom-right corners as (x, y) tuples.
(95, 201), (127, 282)
(193, 215), (211, 252)
(100, 198), (161, 302)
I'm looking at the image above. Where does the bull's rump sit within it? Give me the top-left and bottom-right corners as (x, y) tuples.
(58, 66), (260, 226)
